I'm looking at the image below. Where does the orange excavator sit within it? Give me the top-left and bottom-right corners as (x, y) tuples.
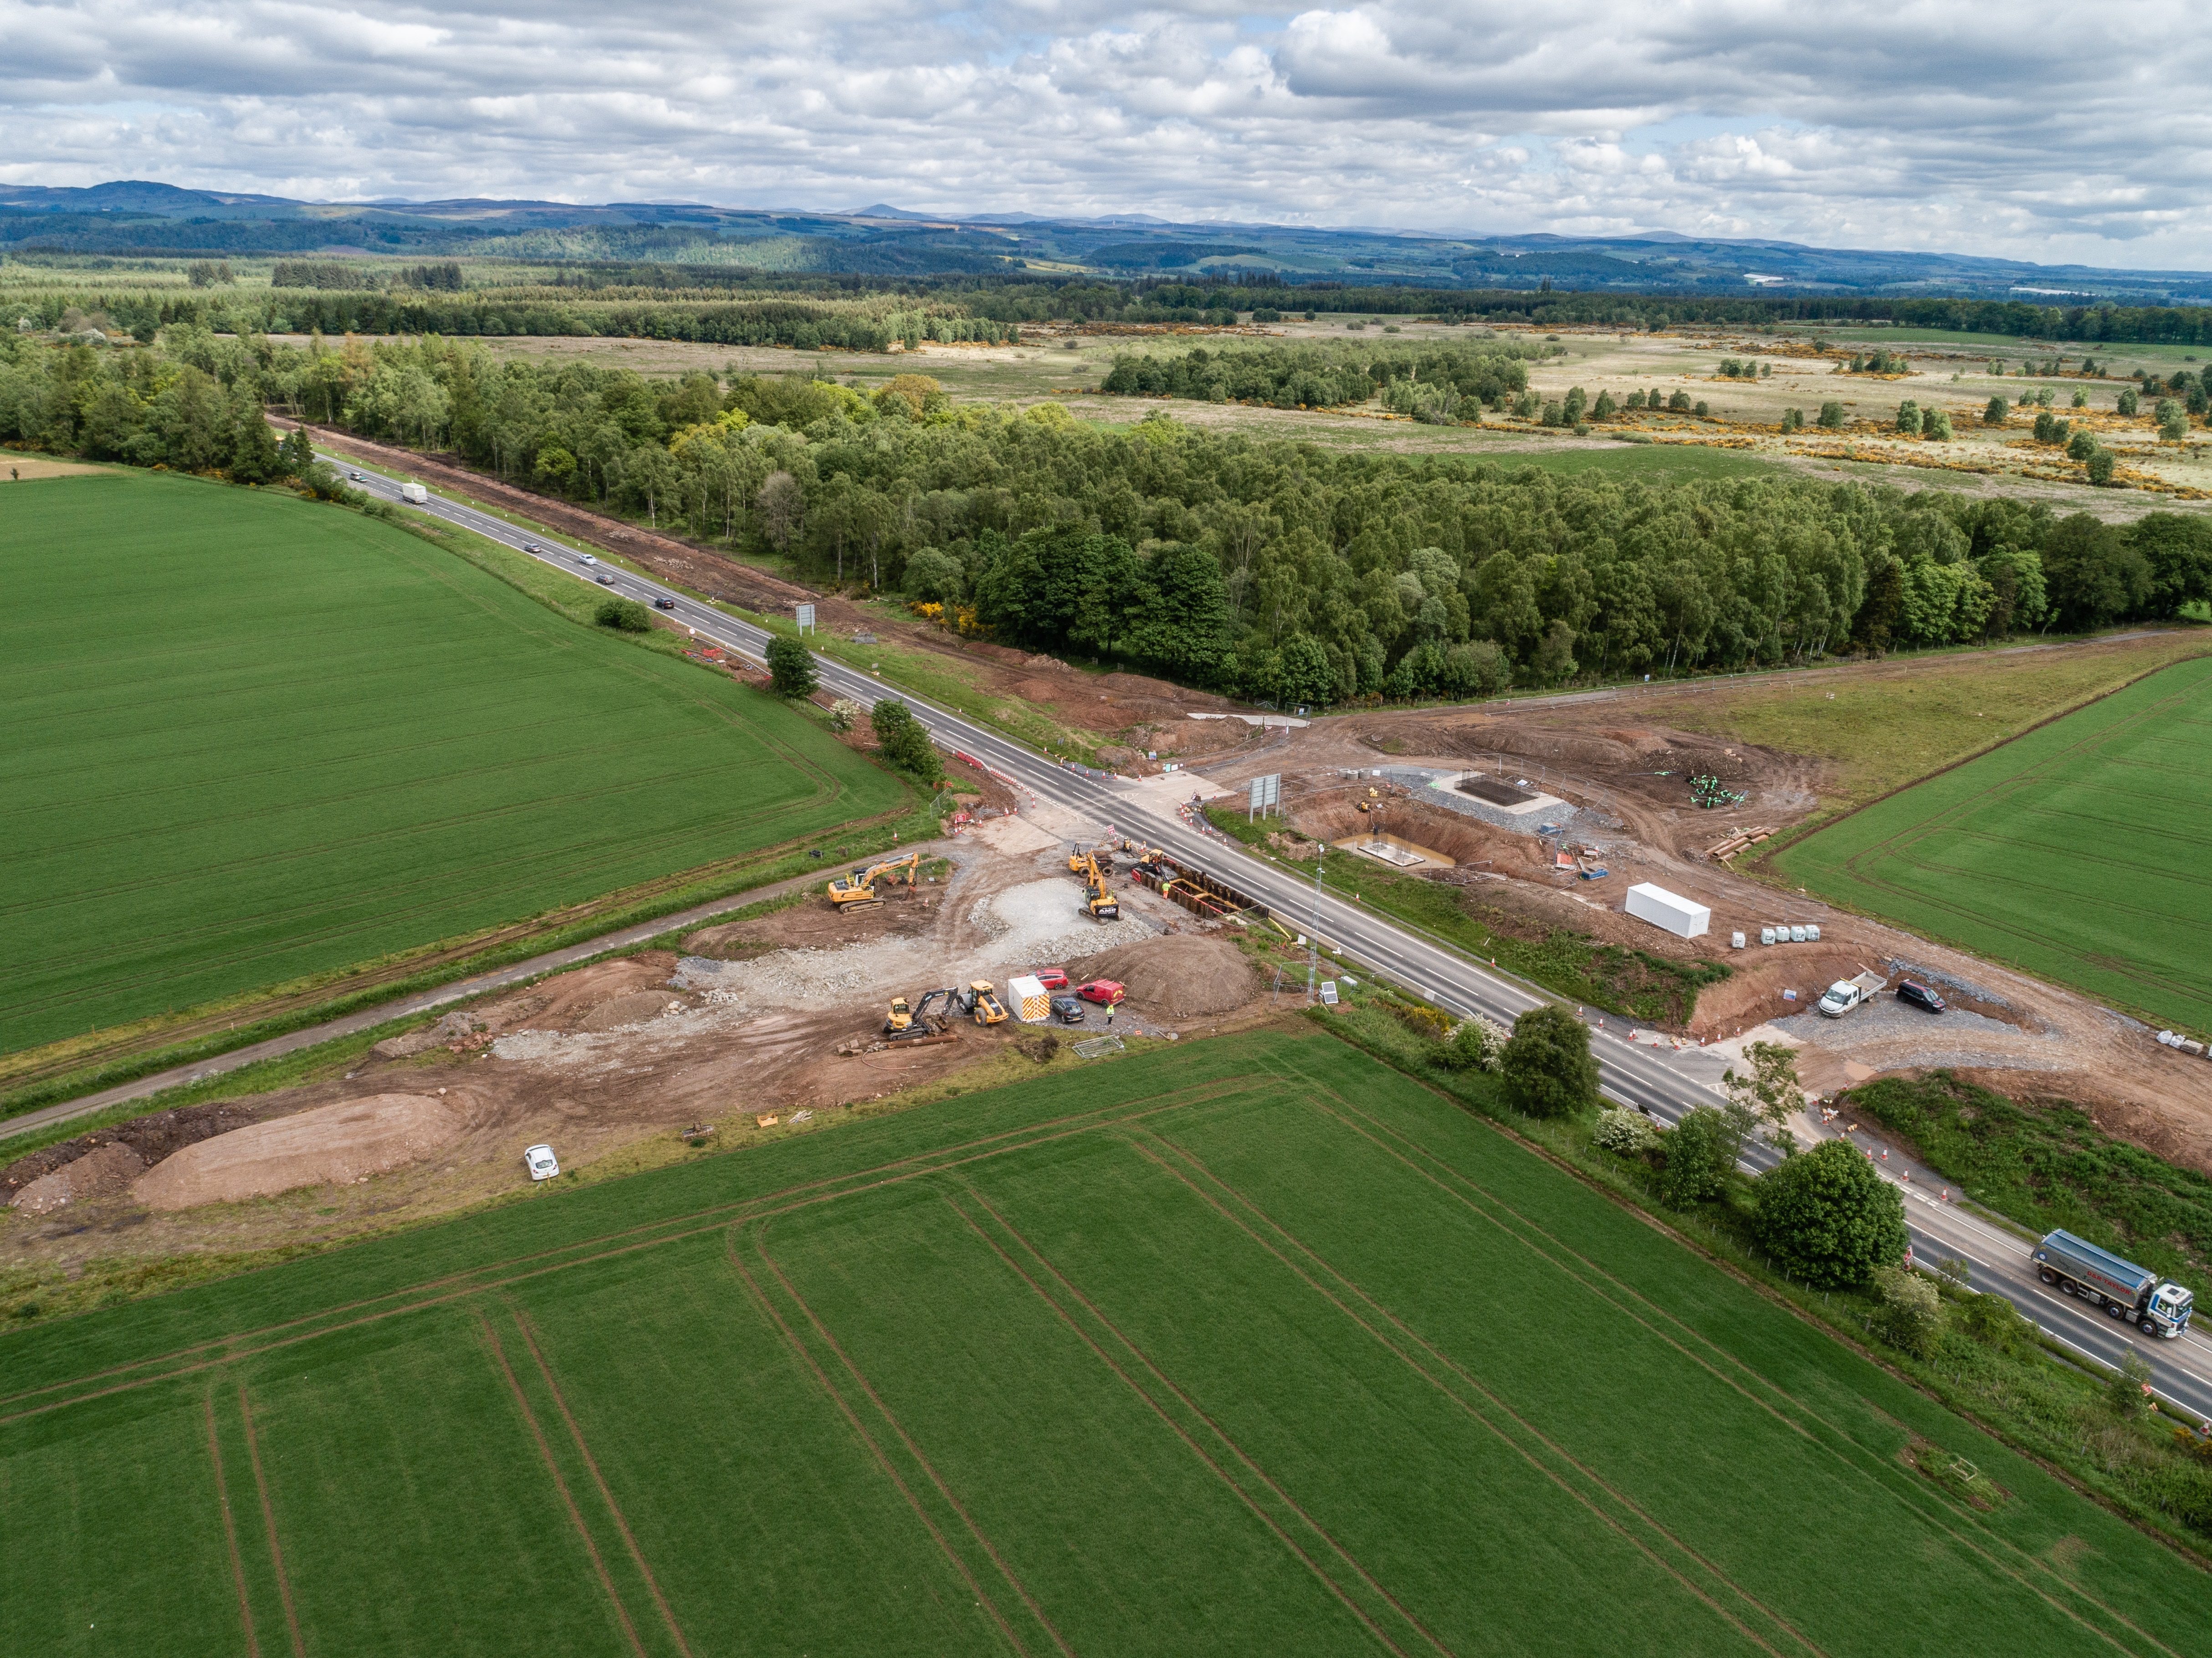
(827, 850), (922, 912)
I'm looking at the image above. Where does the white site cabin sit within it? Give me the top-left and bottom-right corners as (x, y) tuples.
(1625, 883), (1710, 940)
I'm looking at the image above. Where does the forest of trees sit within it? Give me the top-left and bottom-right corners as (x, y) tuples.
(1099, 340), (1535, 417)
(6, 328), (2209, 710)
(5, 285), (1020, 353)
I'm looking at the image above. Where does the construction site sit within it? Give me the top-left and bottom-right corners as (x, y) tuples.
(0, 792), (1287, 1273)
(1160, 665), (2212, 1180)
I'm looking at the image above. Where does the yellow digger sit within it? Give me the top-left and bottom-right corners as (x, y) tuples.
(1066, 842), (1107, 875)
(1075, 849), (1121, 922)
(827, 850), (922, 912)
(886, 988), (959, 1042)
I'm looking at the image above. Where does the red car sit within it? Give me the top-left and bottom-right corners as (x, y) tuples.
(1076, 979), (1125, 1006)
(1033, 967), (1070, 992)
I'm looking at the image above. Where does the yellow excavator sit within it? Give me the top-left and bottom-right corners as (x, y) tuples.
(1075, 849), (1121, 922)
(886, 988), (958, 1041)
(827, 850), (922, 912)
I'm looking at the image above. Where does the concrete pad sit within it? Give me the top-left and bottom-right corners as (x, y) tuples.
(967, 814), (1058, 856)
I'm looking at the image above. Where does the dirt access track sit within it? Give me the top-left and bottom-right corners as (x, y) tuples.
(1, 795), (1268, 1280)
(1192, 645), (2212, 1177)
(285, 422), (1256, 772)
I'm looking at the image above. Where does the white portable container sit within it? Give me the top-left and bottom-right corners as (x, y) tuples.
(1008, 974), (1050, 1023)
(1625, 883), (1710, 940)
(399, 480), (428, 504)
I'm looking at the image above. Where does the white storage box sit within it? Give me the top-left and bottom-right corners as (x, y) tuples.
(1625, 883), (1710, 940)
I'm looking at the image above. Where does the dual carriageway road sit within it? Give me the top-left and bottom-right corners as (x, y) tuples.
(338, 457), (2212, 1423)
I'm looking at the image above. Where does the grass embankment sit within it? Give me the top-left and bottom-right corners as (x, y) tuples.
(1845, 1070), (2212, 1295)
(1769, 654), (2212, 1031)
(0, 471), (907, 1067)
(1203, 806), (1725, 1024)
(5, 1028), (2201, 1654)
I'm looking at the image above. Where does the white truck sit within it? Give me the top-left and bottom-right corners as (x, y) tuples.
(1816, 971), (1886, 1018)
(399, 480), (429, 505)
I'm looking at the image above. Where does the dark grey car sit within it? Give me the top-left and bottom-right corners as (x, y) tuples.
(1897, 980), (1946, 1013)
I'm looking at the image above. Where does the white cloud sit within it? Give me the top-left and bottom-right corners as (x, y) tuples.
(2, 0), (2210, 263)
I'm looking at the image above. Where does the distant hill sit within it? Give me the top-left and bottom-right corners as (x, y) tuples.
(2, 180), (2207, 302)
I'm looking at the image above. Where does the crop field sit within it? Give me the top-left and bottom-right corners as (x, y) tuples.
(2, 1029), (2196, 1657)
(0, 471), (902, 1053)
(1773, 655), (2212, 1031)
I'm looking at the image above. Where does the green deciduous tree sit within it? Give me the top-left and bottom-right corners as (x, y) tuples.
(766, 635), (818, 699)
(1753, 1138), (1909, 1288)
(870, 699), (943, 785)
(1983, 395), (2010, 425)
(1498, 1004), (1599, 1118)
(1868, 1264), (1945, 1358)
(1659, 1106), (1734, 1207)
(594, 597), (651, 632)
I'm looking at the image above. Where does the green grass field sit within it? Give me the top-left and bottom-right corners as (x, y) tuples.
(0, 471), (902, 1053)
(1772, 655), (2212, 1030)
(3, 1029), (2197, 1656)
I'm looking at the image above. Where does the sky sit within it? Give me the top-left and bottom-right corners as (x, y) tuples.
(6, 1), (2212, 266)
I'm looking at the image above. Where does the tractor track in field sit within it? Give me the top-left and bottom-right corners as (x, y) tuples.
(722, 1233), (1041, 1658)
(511, 1308), (696, 1658)
(1267, 1054), (2184, 1658)
(479, 1311), (654, 1658)
(744, 1221), (1079, 1658)
(1120, 1127), (1823, 1658)
(946, 1185), (1447, 1658)
(236, 1383), (307, 1658)
(0, 1078), (1252, 1423)
(202, 1392), (263, 1658)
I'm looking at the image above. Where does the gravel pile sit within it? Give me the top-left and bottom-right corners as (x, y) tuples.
(671, 940), (940, 1013)
(979, 879), (1157, 967)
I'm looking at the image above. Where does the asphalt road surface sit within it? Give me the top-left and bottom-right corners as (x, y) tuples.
(334, 457), (2212, 1422)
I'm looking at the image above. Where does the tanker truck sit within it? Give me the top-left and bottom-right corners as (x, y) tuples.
(2033, 1231), (2195, 1338)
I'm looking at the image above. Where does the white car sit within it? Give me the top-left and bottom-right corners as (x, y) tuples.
(524, 1144), (560, 1181)
(579, 553), (597, 566)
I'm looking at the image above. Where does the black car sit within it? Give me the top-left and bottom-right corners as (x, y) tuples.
(653, 597), (676, 610)
(1897, 980), (1946, 1013)
(1050, 996), (1087, 1025)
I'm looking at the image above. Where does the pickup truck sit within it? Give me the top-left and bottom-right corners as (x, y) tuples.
(1817, 971), (1887, 1018)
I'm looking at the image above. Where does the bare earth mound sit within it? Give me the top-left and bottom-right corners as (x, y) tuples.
(1064, 935), (1259, 1018)
(132, 1093), (466, 1211)
(9, 1143), (148, 1216)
